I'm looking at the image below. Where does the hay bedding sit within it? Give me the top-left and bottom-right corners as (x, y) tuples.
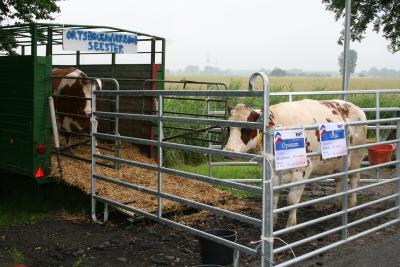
(51, 142), (235, 213)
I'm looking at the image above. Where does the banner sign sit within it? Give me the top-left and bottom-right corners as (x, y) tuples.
(274, 129), (307, 171)
(63, 29), (138, 54)
(319, 122), (347, 159)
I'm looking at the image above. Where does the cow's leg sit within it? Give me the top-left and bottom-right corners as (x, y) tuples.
(273, 191), (280, 225)
(61, 117), (73, 146)
(286, 161), (313, 227)
(334, 176), (344, 209)
(285, 169), (308, 227)
(349, 173), (360, 208)
(286, 183), (305, 228)
(70, 120), (83, 132)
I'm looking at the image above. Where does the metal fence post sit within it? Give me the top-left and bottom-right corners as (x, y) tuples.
(158, 95), (164, 218)
(91, 80), (108, 224)
(341, 124), (350, 240)
(249, 72), (273, 267)
(397, 121), (400, 219)
(376, 92), (381, 181)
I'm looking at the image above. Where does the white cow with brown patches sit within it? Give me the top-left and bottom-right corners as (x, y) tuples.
(224, 99), (367, 227)
(52, 67), (102, 144)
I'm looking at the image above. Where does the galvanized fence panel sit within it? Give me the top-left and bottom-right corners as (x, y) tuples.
(90, 75), (400, 266)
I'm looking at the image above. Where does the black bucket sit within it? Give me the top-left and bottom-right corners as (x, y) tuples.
(198, 229), (237, 266)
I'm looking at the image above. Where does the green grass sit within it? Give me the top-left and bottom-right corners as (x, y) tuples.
(0, 171), (89, 226)
(7, 247), (26, 264)
(167, 75), (400, 91)
(174, 162), (262, 197)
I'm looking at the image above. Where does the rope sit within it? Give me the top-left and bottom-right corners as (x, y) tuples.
(250, 236), (297, 263)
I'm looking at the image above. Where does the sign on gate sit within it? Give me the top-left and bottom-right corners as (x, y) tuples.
(319, 122), (347, 159)
(63, 29), (138, 54)
(274, 129), (307, 171)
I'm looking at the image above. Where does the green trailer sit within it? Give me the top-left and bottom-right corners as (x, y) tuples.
(0, 23), (165, 182)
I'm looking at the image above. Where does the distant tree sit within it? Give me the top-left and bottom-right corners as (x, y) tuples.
(322, 0), (400, 53)
(269, 68), (287, 77)
(184, 65), (200, 74)
(202, 65), (221, 75)
(0, 0), (61, 54)
(338, 49), (358, 75)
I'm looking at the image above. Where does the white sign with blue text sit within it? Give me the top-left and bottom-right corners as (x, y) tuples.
(63, 29), (138, 54)
(319, 122), (347, 159)
(274, 129), (307, 171)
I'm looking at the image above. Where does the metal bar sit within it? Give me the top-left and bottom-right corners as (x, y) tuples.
(94, 174), (261, 226)
(225, 179), (262, 183)
(95, 88), (400, 98)
(164, 96), (226, 102)
(91, 79), (109, 224)
(274, 177), (400, 214)
(274, 117), (400, 131)
(274, 219), (400, 267)
(274, 193), (399, 236)
(367, 125), (397, 130)
(143, 79), (228, 89)
(341, 125), (349, 240)
(96, 89), (264, 97)
(157, 95), (163, 218)
(363, 107), (400, 112)
(94, 132), (263, 161)
(94, 153), (157, 171)
(210, 162), (259, 166)
(269, 89), (400, 96)
(342, 0), (352, 100)
(274, 207), (398, 255)
(397, 121), (400, 219)
(46, 27), (52, 56)
(49, 97), (63, 177)
(55, 111), (89, 119)
(93, 153), (262, 194)
(250, 72), (273, 267)
(30, 23), (37, 58)
(163, 110), (225, 118)
(274, 160), (400, 190)
(349, 138), (400, 151)
(94, 111), (264, 129)
(162, 167), (263, 194)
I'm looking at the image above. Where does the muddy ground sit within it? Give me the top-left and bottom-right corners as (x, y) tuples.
(0, 212), (398, 267)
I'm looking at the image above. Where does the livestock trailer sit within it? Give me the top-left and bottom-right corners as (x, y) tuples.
(0, 23), (165, 181)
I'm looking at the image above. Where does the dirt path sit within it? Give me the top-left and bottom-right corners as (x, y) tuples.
(0, 213), (398, 267)
(300, 224), (399, 267)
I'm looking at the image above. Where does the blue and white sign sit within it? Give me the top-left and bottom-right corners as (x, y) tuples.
(274, 129), (307, 171)
(319, 122), (347, 159)
(63, 29), (138, 54)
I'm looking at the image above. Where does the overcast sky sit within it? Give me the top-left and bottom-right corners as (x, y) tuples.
(54, 0), (400, 72)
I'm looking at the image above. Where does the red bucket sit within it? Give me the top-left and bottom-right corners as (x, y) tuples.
(368, 144), (395, 165)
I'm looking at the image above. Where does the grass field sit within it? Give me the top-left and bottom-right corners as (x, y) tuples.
(167, 75), (400, 91)
(0, 172), (89, 225)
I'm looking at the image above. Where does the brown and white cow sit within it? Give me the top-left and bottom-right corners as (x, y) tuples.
(224, 99), (367, 227)
(51, 67), (101, 142)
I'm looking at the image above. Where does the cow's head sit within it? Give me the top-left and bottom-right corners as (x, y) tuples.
(81, 78), (102, 116)
(223, 104), (261, 153)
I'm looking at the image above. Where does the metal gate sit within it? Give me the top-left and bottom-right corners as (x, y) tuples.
(90, 73), (400, 266)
